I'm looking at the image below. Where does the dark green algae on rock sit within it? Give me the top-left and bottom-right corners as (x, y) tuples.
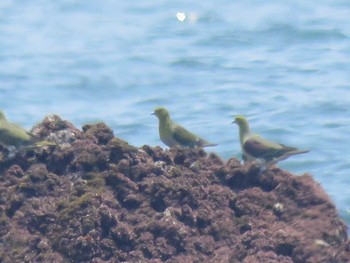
(0, 115), (349, 263)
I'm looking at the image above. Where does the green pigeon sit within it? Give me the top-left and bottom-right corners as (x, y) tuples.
(152, 107), (217, 148)
(0, 111), (32, 147)
(0, 111), (56, 148)
(233, 115), (309, 164)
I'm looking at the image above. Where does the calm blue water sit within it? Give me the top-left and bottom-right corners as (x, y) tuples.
(1, 1), (350, 227)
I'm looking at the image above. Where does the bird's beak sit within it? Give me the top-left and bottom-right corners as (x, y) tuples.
(150, 112), (155, 116)
(231, 120), (236, 124)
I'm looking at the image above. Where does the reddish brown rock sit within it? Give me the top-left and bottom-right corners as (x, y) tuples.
(0, 116), (348, 263)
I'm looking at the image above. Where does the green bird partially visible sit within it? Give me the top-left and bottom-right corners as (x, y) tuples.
(233, 115), (309, 164)
(152, 107), (217, 148)
(0, 111), (56, 148)
(0, 111), (32, 147)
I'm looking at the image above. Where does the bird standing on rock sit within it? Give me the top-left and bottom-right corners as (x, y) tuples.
(233, 115), (309, 165)
(0, 111), (56, 148)
(0, 111), (32, 147)
(152, 107), (217, 148)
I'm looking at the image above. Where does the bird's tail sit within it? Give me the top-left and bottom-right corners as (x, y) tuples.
(19, 140), (57, 153)
(34, 140), (58, 147)
(287, 149), (309, 156)
(205, 143), (218, 147)
(27, 132), (58, 147)
(266, 149), (309, 168)
(271, 149), (309, 164)
(198, 139), (217, 147)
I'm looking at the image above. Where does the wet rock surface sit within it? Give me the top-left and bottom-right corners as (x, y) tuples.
(0, 116), (349, 263)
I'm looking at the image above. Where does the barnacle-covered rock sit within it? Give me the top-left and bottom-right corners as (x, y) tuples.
(0, 115), (348, 263)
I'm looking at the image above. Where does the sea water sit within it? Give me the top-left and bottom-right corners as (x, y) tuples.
(1, 0), (350, 228)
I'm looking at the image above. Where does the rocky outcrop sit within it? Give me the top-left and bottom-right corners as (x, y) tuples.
(0, 115), (349, 262)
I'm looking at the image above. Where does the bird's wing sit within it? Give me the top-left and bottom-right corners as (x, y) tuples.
(0, 123), (31, 141)
(0, 123), (13, 136)
(10, 123), (35, 138)
(172, 124), (199, 147)
(243, 135), (295, 160)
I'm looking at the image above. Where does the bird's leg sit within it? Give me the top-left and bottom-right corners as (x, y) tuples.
(256, 159), (268, 173)
(242, 153), (248, 163)
(246, 158), (267, 173)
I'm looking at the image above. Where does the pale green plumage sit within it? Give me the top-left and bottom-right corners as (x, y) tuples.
(233, 115), (309, 163)
(152, 107), (216, 148)
(0, 111), (32, 147)
(0, 110), (56, 148)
